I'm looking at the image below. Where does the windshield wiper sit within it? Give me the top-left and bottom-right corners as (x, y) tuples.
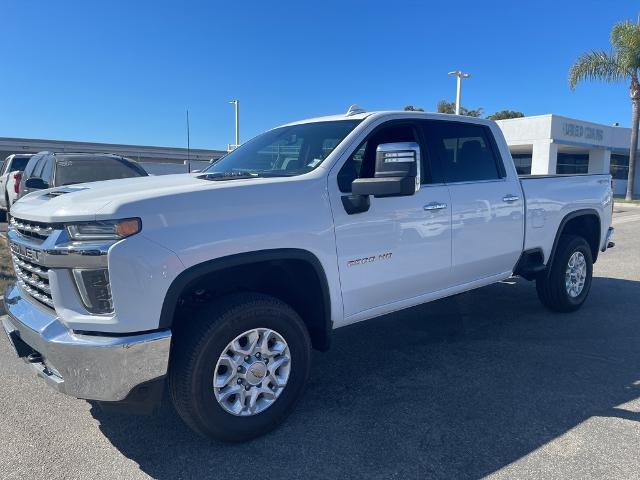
(198, 171), (259, 181)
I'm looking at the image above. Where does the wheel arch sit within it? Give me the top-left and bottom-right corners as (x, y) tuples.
(159, 248), (333, 351)
(547, 209), (601, 268)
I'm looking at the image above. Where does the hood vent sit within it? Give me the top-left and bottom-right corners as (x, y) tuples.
(43, 187), (88, 198)
(44, 191), (69, 198)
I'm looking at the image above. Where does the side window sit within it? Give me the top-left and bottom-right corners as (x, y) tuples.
(0, 159), (8, 175)
(40, 157), (54, 183)
(337, 123), (426, 193)
(24, 155), (43, 177)
(424, 122), (504, 183)
(33, 155), (49, 178)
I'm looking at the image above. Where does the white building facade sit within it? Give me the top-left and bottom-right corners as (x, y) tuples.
(496, 114), (637, 196)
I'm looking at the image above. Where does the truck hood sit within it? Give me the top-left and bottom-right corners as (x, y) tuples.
(10, 173), (287, 223)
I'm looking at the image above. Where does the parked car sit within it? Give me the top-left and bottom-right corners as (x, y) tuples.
(3, 108), (615, 442)
(0, 153), (32, 219)
(17, 152), (148, 199)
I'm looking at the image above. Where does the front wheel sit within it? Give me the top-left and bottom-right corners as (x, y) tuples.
(536, 234), (593, 312)
(169, 293), (311, 442)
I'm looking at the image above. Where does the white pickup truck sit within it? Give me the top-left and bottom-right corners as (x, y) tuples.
(3, 108), (615, 441)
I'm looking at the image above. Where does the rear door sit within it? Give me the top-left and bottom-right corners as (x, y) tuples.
(421, 120), (524, 285)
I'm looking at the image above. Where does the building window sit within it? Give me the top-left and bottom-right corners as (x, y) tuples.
(511, 154), (532, 175)
(610, 153), (629, 180)
(556, 153), (588, 174)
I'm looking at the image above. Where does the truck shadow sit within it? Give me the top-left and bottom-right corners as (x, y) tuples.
(90, 276), (640, 480)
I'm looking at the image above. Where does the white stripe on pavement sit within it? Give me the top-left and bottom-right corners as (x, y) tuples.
(614, 214), (640, 225)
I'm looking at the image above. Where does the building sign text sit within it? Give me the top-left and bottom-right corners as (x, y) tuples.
(562, 122), (604, 142)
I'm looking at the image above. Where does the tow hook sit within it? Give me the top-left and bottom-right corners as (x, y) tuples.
(27, 352), (42, 363)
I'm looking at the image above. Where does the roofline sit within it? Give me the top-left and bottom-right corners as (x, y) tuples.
(278, 110), (499, 128)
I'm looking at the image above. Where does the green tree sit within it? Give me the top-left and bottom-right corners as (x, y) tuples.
(404, 105), (425, 111)
(569, 20), (640, 200)
(436, 100), (483, 117)
(487, 110), (525, 121)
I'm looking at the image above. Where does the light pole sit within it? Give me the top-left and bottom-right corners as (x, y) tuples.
(447, 70), (471, 115)
(229, 99), (240, 150)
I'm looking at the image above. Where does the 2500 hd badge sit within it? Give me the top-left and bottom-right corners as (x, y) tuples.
(347, 252), (393, 267)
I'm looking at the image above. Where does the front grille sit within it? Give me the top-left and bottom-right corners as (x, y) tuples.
(10, 217), (54, 243)
(11, 254), (53, 308)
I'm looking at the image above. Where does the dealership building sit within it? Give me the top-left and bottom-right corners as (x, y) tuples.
(496, 114), (637, 196)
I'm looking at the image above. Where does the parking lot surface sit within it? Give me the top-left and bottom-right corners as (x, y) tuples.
(1, 207), (639, 480)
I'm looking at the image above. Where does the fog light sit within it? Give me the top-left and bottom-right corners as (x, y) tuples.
(72, 269), (113, 314)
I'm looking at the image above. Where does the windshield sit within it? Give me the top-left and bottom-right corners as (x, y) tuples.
(204, 120), (361, 177)
(55, 157), (147, 186)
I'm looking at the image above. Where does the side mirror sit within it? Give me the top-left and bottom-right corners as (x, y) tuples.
(25, 177), (49, 190)
(351, 142), (420, 197)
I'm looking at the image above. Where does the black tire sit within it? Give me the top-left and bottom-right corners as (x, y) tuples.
(536, 234), (593, 312)
(169, 292), (311, 442)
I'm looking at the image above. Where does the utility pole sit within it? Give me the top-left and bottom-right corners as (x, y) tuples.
(229, 99), (240, 150)
(448, 70), (471, 115)
(186, 109), (191, 172)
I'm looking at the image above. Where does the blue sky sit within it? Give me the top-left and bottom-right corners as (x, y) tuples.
(1, 0), (638, 150)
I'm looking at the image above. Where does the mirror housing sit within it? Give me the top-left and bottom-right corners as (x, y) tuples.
(25, 177), (49, 190)
(351, 142), (420, 197)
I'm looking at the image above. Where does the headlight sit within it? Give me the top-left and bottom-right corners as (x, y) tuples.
(72, 268), (113, 314)
(66, 218), (141, 241)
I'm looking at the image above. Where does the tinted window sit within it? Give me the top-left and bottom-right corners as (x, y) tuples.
(55, 156), (147, 186)
(337, 123), (425, 192)
(610, 153), (629, 180)
(424, 122), (502, 183)
(40, 157), (54, 183)
(556, 153), (588, 175)
(10, 157), (30, 172)
(205, 120), (360, 177)
(24, 154), (43, 177)
(512, 153), (532, 175)
(33, 155), (50, 178)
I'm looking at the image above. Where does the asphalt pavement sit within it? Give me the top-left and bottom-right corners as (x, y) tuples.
(1, 208), (640, 479)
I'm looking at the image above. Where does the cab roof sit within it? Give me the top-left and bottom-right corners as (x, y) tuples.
(278, 107), (497, 128)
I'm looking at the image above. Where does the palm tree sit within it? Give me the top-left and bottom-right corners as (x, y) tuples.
(569, 20), (640, 201)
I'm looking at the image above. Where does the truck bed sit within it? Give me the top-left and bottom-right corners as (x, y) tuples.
(519, 174), (613, 264)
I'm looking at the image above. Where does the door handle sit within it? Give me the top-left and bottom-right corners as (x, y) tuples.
(424, 202), (448, 211)
(502, 194), (520, 203)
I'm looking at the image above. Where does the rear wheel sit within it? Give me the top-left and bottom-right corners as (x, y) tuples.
(169, 293), (311, 442)
(536, 234), (593, 312)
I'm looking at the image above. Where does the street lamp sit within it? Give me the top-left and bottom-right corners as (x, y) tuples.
(447, 70), (471, 115)
(228, 99), (240, 151)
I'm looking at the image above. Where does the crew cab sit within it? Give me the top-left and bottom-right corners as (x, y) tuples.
(2, 107), (615, 442)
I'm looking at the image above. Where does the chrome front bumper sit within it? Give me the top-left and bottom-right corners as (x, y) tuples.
(2, 283), (172, 402)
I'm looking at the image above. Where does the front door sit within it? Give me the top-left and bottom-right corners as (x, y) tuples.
(329, 121), (453, 324)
